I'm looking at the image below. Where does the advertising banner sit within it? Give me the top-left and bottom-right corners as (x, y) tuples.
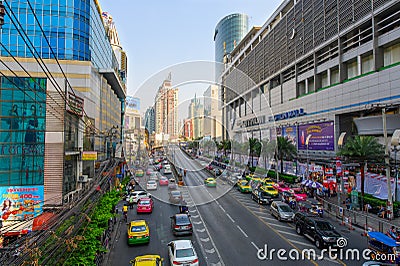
(82, 151), (97, 161)
(297, 121), (334, 150)
(0, 185), (44, 221)
(282, 126), (297, 147)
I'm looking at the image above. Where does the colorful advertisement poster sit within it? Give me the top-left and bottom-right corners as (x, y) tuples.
(297, 121), (334, 150)
(0, 185), (44, 221)
(126, 96), (140, 112)
(82, 151), (98, 161)
(282, 126), (297, 147)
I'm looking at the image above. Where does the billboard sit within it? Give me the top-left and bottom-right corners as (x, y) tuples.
(0, 185), (44, 221)
(82, 151), (97, 161)
(282, 126), (297, 147)
(297, 121), (334, 151)
(126, 96), (140, 112)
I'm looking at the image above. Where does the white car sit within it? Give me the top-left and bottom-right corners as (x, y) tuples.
(164, 165), (172, 174)
(146, 180), (158, 190)
(167, 240), (199, 266)
(129, 190), (150, 203)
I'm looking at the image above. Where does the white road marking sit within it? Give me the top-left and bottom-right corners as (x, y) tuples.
(193, 221), (203, 225)
(275, 229), (302, 237)
(251, 241), (260, 250)
(196, 228), (206, 233)
(259, 216), (278, 221)
(250, 210), (269, 216)
(191, 215), (199, 218)
(266, 222), (292, 229)
(200, 237), (210, 242)
(205, 248), (216, 254)
(289, 239), (315, 248)
(226, 213), (235, 223)
(209, 262), (222, 266)
(236, 225), (248, 238)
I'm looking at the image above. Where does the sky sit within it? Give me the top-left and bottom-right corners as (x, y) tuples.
(99, 0), (283, 116)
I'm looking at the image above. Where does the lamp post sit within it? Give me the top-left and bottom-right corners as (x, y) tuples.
(391, 129), (400, 202)
(337, 132), (347, 206)
(305, 134), (312, 180)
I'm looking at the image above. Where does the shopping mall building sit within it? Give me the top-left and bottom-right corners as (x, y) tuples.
(0, 0), (126, 226)
(221, 0), (400, 173)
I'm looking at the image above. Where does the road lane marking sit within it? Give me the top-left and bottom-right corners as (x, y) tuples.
(191, 215), (199, 218)
(259, 216), (276, 221)
(193, 221), (203, 225)
(275, 229), (303, 237)
(226, 213), (235, 223)
(200, 237), (210, 242)
(251, 241), (260, 250)
(266, 222), (292, 229)
(209, 263), (222, 266)
(196, 228), (206, 233)
(289, 239), (315, 248)
(205, 248), (216, 254)
(236, 225), (248, 238)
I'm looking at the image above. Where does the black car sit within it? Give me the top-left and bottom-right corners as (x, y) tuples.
(170, 213), (193, 236)
(295, 214), (344, 249)
(251, 189), (275, 204)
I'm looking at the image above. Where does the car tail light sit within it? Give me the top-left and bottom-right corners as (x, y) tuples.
(191, 259), (198, 263)
(188, 224), (192, 228)
(172, 261), (182, 265)
(144, 233), (149, 237)
(174, 225), (180, 229)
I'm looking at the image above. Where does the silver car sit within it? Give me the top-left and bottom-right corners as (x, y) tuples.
(270, 201), (294, 222)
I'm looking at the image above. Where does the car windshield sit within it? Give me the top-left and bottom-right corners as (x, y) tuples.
(264, 187), (275, 192)
(148, 181), (156, 184)
(176, 248), (195, 258)
(140, 200), (150, 205)
(260, 192), (270, 198)
(241, 181), (249, 185)
(278, 205), (292, 212)
(171, 191), (181, 196)
(130, 225), (146, 232)
(176, 215), (190, 225)
(315, 221), (333, 230)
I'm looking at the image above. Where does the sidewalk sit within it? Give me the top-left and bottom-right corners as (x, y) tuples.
(321, 194), (400, 235)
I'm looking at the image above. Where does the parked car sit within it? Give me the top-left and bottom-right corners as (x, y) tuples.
(149, 172), (161, 181)
(146, 168), (153, 175)
(295, 213), (344, 249)
(137, 197), (154, 214)
(167, 240), (199, 266)
(159, 176), (169, 186)
(130, 255), (163, 266)
(170, 213), (193, 236)
(270, 201), (295, 222)
(127, 220), (150, 245)
(146, 180), (158, 190)
(251, 188), (277, 205)
(237, 180), (251, 193)
(135, 169), (144, 177)
(169, 190), (183, 204)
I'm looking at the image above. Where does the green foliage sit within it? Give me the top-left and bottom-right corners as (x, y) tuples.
(277, 136), (297, 174)
(266, 170), (297, 184)
(62, 189), (121, 265)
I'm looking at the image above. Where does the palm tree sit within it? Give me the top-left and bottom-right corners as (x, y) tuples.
(260, 139), (276, 170)
(248, 138), (262, 168)
(276, 136), (297, 174)
(220, 140), (231, 157)
(338, 135), (384, 197)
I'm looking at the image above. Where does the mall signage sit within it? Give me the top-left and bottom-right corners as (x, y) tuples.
(66, 92), (84, 117)
(269, 108), (305, 122)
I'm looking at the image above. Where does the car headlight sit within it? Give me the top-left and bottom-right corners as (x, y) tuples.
(322, 236), (330, 241)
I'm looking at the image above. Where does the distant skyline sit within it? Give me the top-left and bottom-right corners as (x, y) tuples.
(99, 0), (283, 112)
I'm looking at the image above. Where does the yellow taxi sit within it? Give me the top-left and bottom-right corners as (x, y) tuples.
(204, 177), (217, 187)
(245, 173), (254, 181)
(262, 178), (275, 186)
(237, 180), (252, 193)
(127, 220), (150, 245)
(260, 185), (279, 197)
(135, 169), (144, 177)
(130, 255), (163, 266)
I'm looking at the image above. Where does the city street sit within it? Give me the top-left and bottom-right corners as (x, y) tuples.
(109, 147), (370, 265)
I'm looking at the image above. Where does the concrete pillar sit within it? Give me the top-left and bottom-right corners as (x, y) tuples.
(357, 55), (362, 76)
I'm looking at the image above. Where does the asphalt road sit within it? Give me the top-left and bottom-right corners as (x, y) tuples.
(109, 146), (370, 265)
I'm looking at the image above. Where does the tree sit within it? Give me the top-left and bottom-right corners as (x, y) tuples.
(260, 139), (275, 170)
(248, 138), (262, 168)
(219, 140), (231, 157)
(337, 135), (384, 197)
(276, 136), (297, 174)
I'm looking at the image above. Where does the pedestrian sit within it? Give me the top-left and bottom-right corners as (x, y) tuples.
(129, 195), (134, 209)
(327, 187), (331, 198)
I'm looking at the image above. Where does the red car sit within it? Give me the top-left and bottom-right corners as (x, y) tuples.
(159, 177), (169, 186)
(136, 198), (154, 214)
(273, 182), (302, 193)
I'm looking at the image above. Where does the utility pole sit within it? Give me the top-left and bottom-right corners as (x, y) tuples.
(383, 108), (393, 219)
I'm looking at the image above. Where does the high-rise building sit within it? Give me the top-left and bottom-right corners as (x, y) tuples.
(154, 75), (178, 141)
(203, 85), (222, 140)
(214, 13), (248, 77)
(125, 97), (141, 165)
(188, 94), (204, 139)
(0, 0), (127, 212)
(183, 119), (194, 139)
(144, 107), (155, 134)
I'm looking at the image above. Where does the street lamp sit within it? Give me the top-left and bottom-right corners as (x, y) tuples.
(337, 132), (347, 206)
(391, 129), (400, 201)
(305, 134), (312, 181)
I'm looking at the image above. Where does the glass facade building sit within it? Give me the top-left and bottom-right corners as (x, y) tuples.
(214, 13), (248, 65)
(0, 0), (118, 70)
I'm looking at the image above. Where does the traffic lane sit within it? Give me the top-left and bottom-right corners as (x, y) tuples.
(109, 198), (205, 265)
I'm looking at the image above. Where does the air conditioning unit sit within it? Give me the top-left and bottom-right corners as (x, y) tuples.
(78, 175), (88, 183)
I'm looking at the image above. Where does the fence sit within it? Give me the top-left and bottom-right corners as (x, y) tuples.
(320, 197), (396, 235)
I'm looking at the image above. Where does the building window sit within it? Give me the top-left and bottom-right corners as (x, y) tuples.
(321, 71), (329, 88)
(347, 59), (358, 79)
(383, 42), (400, 67)
(297, 81), (306, 97)
(361, 54), (373, 74)
(330, 67), (339, 84)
